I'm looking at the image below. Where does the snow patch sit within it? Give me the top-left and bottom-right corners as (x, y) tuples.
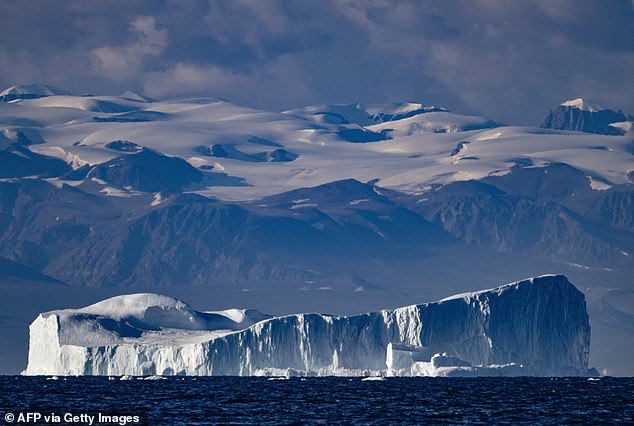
(290, 203), (317, 209)
(151, 193), (164, 206)
(588, 176), (611, 191)
(561, 98), (604, 112)
(473, 131), (503, 141)
(100, 187), (132, 197)
(609, 121), (632, 133)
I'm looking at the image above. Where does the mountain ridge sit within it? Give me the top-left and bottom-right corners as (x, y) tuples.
(541, 98), (632, 135)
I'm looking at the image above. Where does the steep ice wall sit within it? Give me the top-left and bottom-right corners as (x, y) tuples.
(23, 275), (592, 376)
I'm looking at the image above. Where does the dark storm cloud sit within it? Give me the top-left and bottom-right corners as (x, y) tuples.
(0, 0), (632, 125)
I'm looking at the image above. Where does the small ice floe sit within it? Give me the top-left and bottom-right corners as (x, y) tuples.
(361, 376), (385, 381)
(108, 376), (116, 381)
(46, 376), (59, 380)
(120, 375), (133, 381)
(587, 377), (601, 381)
(267, 376), (290, 381)
(142, 375), (166, 380)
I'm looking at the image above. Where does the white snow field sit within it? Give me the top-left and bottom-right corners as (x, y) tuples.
(1, 86), (632, 200)
(24, 275), (593, 377)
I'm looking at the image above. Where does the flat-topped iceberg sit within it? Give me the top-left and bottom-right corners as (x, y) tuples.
(23, 275), (593, 376)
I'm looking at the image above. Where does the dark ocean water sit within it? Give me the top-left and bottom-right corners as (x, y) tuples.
(1, 376), (633, 425)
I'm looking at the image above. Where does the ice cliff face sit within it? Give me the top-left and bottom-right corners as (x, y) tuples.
(24, 275), (592, 376)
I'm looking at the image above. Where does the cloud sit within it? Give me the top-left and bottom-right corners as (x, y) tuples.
(92, 16), (167, 81)
(143, 63), (240, 97)
(142, 55), (311, 108)
(341, 0), (634, 123)
(0, 0), (632, 124)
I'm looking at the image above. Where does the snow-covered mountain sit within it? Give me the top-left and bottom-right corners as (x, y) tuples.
(1, 87), (632, 200)
(541, 98), (633, 135)
(23, 275), (593, 377)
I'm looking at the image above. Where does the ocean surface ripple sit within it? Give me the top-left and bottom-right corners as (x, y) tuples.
(2, 377), (633, 425)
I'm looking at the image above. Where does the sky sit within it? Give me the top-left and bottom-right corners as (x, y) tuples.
(0, 0), (632, 125)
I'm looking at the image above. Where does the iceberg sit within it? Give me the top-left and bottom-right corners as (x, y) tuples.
(23, 275), (593, 376)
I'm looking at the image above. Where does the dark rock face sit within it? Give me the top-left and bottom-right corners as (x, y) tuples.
(267, 149), (297, 162)
(369, 106), (447, 123)
(541, 104), (630, 135)
(482, 163), (592, 202)
(337, 127), (390, 143)
(0, 178), (458, 287)
(0, 256), (62, 285)
(206, 144), (297, 162)
(0, 144), (71, 178)
(93, 111), (169, 123)
(105, 140), (143, 152)
(579, 186), (634, 232)
(91, 149), (203, 192)
(210, 144), (228, 157)
(0, 179), (114, 274)
(408, 165), (634, 267)
(0, 166), (631, 287)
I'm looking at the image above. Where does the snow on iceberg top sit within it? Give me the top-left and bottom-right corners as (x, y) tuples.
(39, 293), (272, 346)
(78, 293), (195, 322)
(438, 274), (568, 302)
(561, 98), (605, 113)
(73, 292), (269, 327)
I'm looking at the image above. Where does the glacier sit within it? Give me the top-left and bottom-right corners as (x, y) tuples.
(1, 87), (632, 201)
(23, 275), (593, 377)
